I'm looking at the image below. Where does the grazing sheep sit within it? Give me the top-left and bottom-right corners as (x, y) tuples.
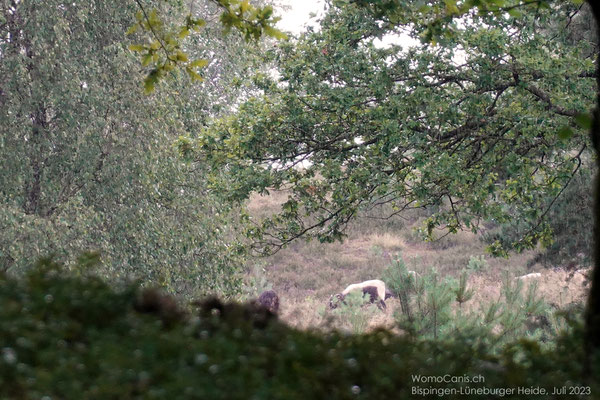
(515, 272), (542, 281)
(330, 279), (388, 311)
(257, 290), (280, 314)
(343, 279), (386, 299)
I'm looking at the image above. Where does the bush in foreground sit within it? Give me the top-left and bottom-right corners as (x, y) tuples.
(0, 258), (599, 399)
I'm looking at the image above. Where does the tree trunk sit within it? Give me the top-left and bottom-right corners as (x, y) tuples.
(24, 111), (46, 216)
(585, 0), (600, 378)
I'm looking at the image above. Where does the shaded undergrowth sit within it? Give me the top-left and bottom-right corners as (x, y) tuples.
(1, 258), (598, 399)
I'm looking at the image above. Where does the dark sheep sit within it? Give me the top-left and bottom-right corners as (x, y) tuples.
(257, 290), (280, 314)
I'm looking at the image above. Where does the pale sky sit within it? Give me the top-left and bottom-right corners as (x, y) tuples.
(276, 0), (326, 35)
(275, 0), (419, 49)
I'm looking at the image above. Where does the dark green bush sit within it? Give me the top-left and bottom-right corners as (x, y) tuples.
(0, 258), (598, 399)
(482, 167), (594, 268)
(530, 167), (594, 268)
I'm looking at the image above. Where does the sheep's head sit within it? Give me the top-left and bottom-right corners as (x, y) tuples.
(328, 293), (345, 309)
(384, 289), (397, 300)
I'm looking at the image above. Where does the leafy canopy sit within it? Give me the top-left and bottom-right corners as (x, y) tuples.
(128, 0), (287, 93)
(0, 0), (266, 296)
(196, 0), (595, 255)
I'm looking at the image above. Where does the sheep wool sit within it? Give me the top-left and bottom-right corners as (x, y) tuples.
(342, 279), (387, 300)
(515, 273), (542, 280)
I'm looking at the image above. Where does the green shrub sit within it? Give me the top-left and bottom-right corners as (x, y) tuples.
(395, 267), (456, 340)
(329, 290), (377, 334)
(386, 257), (569, 351)
(482, 167), (594, 268)
(242, 262), (273, 299)
(530, 168), (594, 268)
(467, 255), (488, 272)
(382, 255), (414, 295)
(0, 257), (598, 399)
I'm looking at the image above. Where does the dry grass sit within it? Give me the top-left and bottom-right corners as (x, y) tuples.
(242, 195), (591, 332)
(368, 232), (405, 252)
(247, 189), (290, 219)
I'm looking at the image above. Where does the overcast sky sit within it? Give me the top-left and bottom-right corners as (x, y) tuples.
(274, 0), (419, 48)
(275, 0), (326, 35)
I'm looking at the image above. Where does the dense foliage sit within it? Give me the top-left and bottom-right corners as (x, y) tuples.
(1, 0), (599, 389)
(1, 260), (598, 399)
(483, 167), (595, 268)
(535, 167), (594, 267)
(0, 0), (268, 296)
(127, 0), (286, 93)
(197, 1), (596, 257)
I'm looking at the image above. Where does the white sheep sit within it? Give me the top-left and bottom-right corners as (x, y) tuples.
(342, 279), (387, 299)
(330, 279), (390, 310)
(515, 272), (542, 280)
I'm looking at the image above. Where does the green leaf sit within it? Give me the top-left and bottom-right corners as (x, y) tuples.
(240, 0), (250, 14)
(141, 54), (153, 67)
(418, 4), (432, 13)
(143, 78), (155, 94)
(128, 44), (145, 52)
(538, 1), (551, 9)
(186, 68), (204, 82)
(444, 0), (460, 15)
(557, 126), (573, 140)
(192, 18), (207, 32)
(176, 51), (189, 62)
(574, 112), (593, 130)
(148, 9), (160, 26)
(126, 24), (139, 35)
(189, 59), (209, 69)
(178, 27), (190, 39)
(507, 8), (522, 18)
(143, 69), (160, 94)
(264, 26), (288, 40)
